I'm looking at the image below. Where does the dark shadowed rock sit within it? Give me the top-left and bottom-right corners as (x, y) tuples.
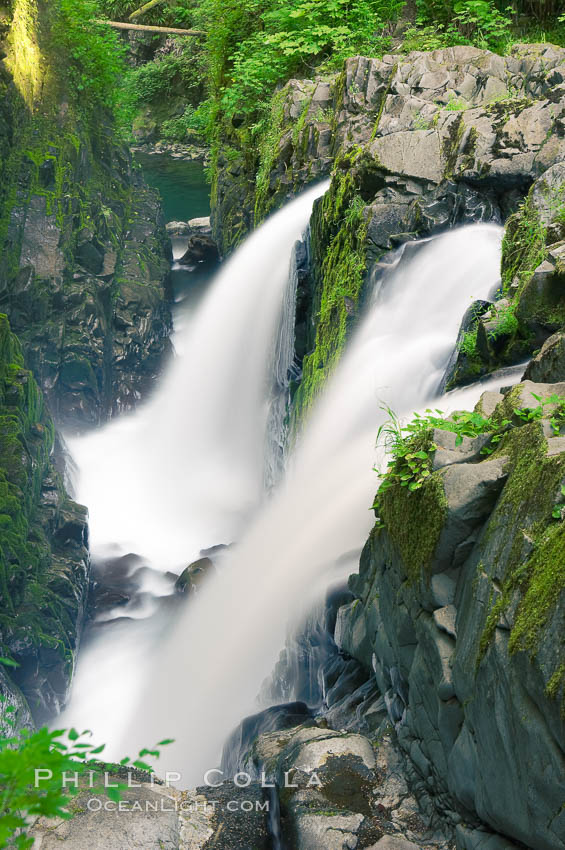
(178, 232), (219, 266)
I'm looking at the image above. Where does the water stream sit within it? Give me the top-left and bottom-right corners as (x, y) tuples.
(61, 181), (515, 786)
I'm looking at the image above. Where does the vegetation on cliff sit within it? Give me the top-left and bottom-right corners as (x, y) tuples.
(372, 389), (565, 707)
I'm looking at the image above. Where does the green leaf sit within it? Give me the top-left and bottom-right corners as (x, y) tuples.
(132, 760), (153, 771)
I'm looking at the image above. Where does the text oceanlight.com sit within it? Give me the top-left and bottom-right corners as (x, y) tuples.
(85, 798), (271, 813)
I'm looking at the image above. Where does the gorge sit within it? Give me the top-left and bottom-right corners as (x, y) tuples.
(0, 3), (564, 850)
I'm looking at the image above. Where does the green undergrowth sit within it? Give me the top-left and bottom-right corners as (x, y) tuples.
(292, 151), (370, 423)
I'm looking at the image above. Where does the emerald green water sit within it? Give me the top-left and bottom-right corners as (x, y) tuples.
(135, 152), (210, 222)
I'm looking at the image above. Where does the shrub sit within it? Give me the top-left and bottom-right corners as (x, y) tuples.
(198, 0), (404, 126)
(52, 0), (128, 114)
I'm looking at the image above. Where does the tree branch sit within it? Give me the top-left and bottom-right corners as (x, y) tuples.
(128, 0), (166, 21)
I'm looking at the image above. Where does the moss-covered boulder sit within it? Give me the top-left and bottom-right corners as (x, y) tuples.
(0, 314), (89, 725)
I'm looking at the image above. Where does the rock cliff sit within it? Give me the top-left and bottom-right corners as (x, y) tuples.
(0, 0), (173, 430)
(0, 314), (89, 725)
(213, 43), (565, 420)
(336, 381), (565, 850)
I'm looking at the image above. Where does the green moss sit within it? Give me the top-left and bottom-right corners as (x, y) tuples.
(292, 149), (369, 423)
(476, 421), (565, 689)
(501, 193), (546, 294)
(546, 663), (565, 713)
(380, 471), (448, 583)
(509, 523), (565, 655)
(254, 89), (288, 225)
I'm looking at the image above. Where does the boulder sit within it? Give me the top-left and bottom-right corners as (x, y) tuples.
(178, 233), (219, 266)
(166, 217), (212, 237)
(523, 331), (565, 382)
(29, 777), (180, 849)
(175, 557), (215, 595)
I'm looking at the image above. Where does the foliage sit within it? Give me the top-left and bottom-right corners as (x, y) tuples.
(486, 300), (519, 340)
(373, 404), (507, 508)
(160, 101), (211, 140)
(512, 391), (565, 435)
(126, 50), (201, 105)
(52, 0), (129, 116)
(100, 0), (197, 27)
(0, 682), (172, 848)
(197, 0), (404, 129)
(375, 393), (565, 512)
(445, 94), (468, 111)
(459, 327), (478, 358)
(374, 393), (565, 511)
(403, 0), (512, 51)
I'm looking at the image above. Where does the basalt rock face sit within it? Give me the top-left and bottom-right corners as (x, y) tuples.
(214, 43), (565, 415)
(0, 314), (89, 725)
(335, 381), (565, 850)
(0, 4), (172, 431)
(0, 133), (172, 430)
(215, 42), (565, 249)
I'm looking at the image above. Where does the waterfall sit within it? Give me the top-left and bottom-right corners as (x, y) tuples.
(103, 222), (510, 783)
(66, 181), (329, 570)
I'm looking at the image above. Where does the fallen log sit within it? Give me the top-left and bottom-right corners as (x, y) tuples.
(96, 19), (205, 36)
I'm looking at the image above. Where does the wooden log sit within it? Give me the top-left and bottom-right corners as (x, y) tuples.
(129, 0), (166, 21)
(96, 19), (205, 36)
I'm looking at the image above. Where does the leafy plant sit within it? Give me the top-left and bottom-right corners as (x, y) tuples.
(372, 404), (516, 519)
(513, 392), (565, 435)
(374, 394), (565, 521)
(0, 671), (172, 849)
(198, 0), (404, 130)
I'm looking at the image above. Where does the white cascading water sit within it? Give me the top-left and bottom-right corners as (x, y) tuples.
(68, 181), (329, 570)
(74, 220), (515, 783)
(62, 189), (520, 784)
